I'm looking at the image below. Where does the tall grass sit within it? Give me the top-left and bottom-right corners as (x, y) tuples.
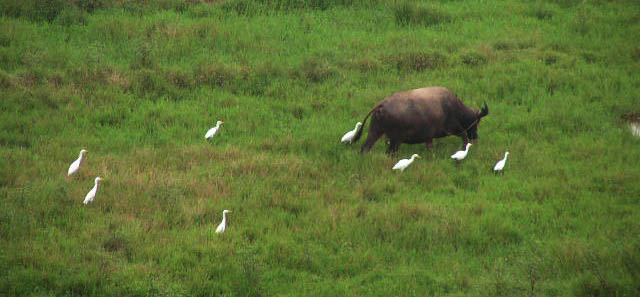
(1, 0), (639, 296)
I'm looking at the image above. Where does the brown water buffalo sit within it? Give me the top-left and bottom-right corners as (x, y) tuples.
(353, 87), (488, 154)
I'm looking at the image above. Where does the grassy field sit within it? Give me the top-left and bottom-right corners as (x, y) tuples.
(1, 0), (639, 296)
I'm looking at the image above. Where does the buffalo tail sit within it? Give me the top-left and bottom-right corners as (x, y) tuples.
(352, 104), (380, 143)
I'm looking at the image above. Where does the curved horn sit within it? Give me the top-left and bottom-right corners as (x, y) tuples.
(478, 101), (489, 118)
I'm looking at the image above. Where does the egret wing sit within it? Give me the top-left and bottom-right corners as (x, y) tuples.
(68, 159), (80, 175)
(215, 222), (225, 233)
(392, 159), (408, 169)
(205, 127), (217, 138)
(341, 131), (354, 143)
(83, 189), (95, 204)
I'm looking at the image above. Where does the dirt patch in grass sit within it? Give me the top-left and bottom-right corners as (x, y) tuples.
(106, 70), (132, 90)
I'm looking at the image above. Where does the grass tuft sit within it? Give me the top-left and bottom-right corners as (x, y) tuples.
(631, 46), (640, 63)
(0, 69), (15, 89)
(460, 51), (488, 67)
(388, 51), (447, 72)
(53, 5), (87, 26)
(530, 5), (555, 21)
(296, 57), (336, 83)
(195, 61), (241, 88)
(393, 2), (452, 27)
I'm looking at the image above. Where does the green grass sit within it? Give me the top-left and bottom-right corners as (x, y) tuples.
(1, 0), (640, 296)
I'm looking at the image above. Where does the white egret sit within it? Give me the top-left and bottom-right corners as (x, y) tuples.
(340, 122), (363, 144)
(493, 151), (509, 173)
(205, 121), (224, 139)
(451, 143), (472, 165)
(392, 154), (420, 172)
(215, 209), (232, 234)
(83, 177), (104, 205)
(67, 149), (88, 176)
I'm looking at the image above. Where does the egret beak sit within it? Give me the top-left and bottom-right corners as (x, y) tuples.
(227, 210), (232, 213)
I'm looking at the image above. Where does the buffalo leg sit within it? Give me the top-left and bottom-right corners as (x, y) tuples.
(424, 138), (433, 149)
(360, 125), (383, 153)
(386, 139), (401, 155)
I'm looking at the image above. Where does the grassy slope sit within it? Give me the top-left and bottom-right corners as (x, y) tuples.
(1, 1), (639, 296)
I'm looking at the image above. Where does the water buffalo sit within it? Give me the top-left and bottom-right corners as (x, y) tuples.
(353, 87), (488, 154)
